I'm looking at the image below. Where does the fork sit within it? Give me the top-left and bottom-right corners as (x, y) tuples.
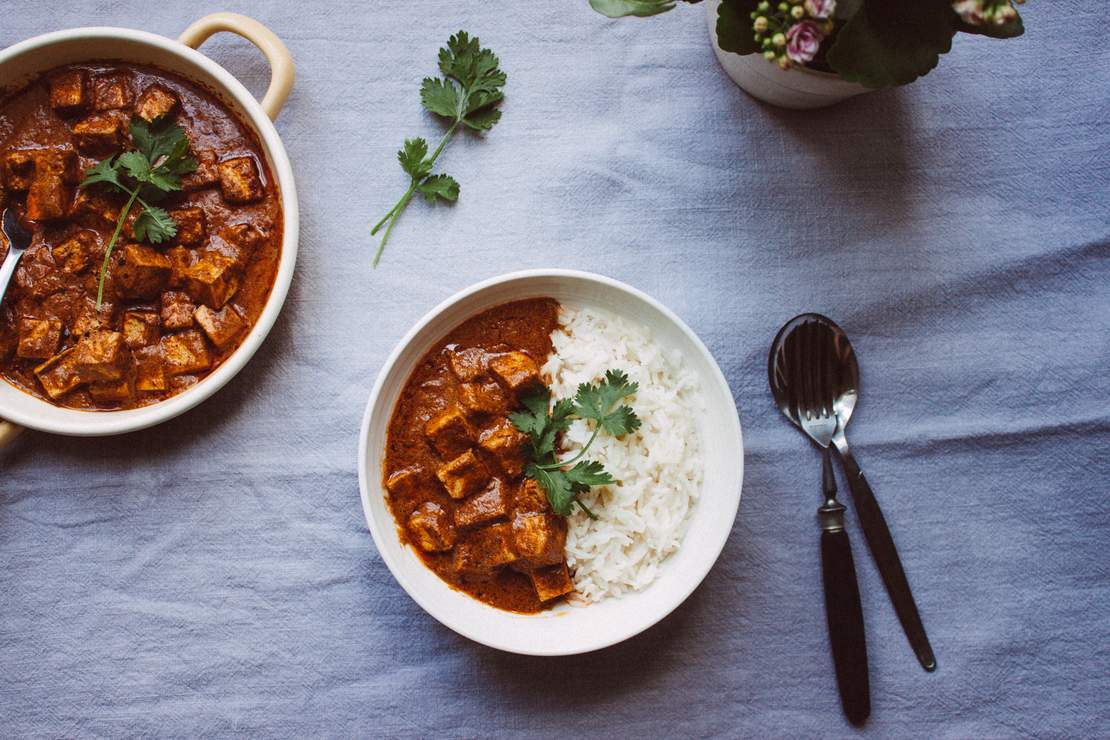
(786, 319), (871, 725)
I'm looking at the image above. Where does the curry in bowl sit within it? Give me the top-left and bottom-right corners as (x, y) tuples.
(382, 297), (707, 614)
(0, 62), (281, 410)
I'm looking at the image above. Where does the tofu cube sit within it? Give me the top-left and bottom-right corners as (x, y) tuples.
(407, 502), (457, 553)
(182, 150), (218, 191)
(182, 251), (239, 308)
(513, 479), (551, 514)
(122, 310), (159, 348)
(92, 72), (133, 111)
(49, 69), (89, 114)
(435, 449), (489, 500)
(217, 156), (264, 204)
(133, 345), (166, 391)
(72, 112), (128, 155)
(448, 347), (488, 382)
(33, 347), (83, 399)
(70, 296), (117, 337)
(16, 318), (62, 359)
(454, 479), (509, 529)
(160, 290), (196, 329)
(193, 304), (245, 349)
(160, 330), (211, 375)
(26, 172), (70, 221)
(134, 84), (178, 122)
(458, 380), (505, 417)
(531, 563), (574, 602)
(1, 150), (36, 191)
(170, 207), (206, 247)
(511, 512), (567, 567)
(453, 523), (518, 574)
(69, 188), (121, 229)
(89, 378), (133, 404)
(478, 419), (527, 477)
(113, 243), (171, 300)
(71, 330), (128, 382)
(219, 222), (263, 269)
(489, 351), (541, 394)
(51, 230), (95, 273)
(385, 466), (426, 499)
(165, 247), (195, 287)
(424, 406), (474, 459)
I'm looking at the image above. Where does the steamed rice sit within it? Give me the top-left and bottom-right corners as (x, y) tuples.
(541, 305), (704, 603)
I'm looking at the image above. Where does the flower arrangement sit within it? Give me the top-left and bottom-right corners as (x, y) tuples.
(590, 0), (1026, 88)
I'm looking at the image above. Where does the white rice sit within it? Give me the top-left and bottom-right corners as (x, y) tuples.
(541, 305), (704, 603)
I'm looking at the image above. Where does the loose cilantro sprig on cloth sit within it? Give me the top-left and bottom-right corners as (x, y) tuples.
(80, 116), (197, 308)
(510, 370), (642, 518)
(371, 31), (506, 266)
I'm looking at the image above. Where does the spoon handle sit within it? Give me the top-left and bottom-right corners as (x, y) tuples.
(0, 243), (24, 305)
(834, 436), (937, 672)
(818, 449), (870, 726)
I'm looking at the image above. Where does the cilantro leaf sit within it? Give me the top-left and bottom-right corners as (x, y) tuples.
(80, 158), (123, 189)
(420, 78), (461, 120)
(131, 206), (177, 244)
(565, 460), (614, 490)
(417, 174), (459, 204)
(397, 138), (432, 179)
(527, 464), (577, 516)
(372, 31), (506, 266)
(117, 151), (152, 182)
(573, 369), (642, 437)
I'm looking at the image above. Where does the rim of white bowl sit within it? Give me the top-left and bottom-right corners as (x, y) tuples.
(0, 26), (299, 436)
(357, 269), (744, 655)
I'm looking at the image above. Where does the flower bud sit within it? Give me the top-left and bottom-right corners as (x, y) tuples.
(754, 16), (769, 32)
(764, 50), (777, 61)
(777, 2), (789, 12)
(758, 1), (771, 11)
(791, 5), (805, 19)
(773, 32), (786, 47)
(778, 57), (791, 70)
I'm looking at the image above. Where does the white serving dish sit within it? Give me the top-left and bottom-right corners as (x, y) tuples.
(357, 269), (744, 655)
(0, 13), (298, 444)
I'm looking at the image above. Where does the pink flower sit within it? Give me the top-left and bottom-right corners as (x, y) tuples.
(952, 0), (985, 25)
(785, 20), (825, 65)
(804, 0), (836, 20)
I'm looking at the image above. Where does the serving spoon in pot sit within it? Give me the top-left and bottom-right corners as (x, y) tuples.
(774, 313), (937, 673)
(770, 316), (870, 726)
(0, 207), (32, 307)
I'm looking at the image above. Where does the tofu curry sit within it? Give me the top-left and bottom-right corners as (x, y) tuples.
(383, 298), (576, 613)
(0, 63), (281, 409)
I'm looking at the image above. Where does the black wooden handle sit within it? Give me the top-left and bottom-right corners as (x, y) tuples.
(821, 525), (871, 726)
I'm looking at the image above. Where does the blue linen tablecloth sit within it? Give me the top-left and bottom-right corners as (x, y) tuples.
(1, 1), (1107, 737)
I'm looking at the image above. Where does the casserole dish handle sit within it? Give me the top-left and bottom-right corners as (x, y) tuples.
(179, 12), (295, 120)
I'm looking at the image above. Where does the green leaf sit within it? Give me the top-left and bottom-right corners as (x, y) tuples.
(417, 174), (460, 204)
(132, 206), (177, 244)
(590, 0), (677, 18)
(716, 0), (761, 55)
(80, 157), (123, 189)
(420, 77), (461, 120)
(397, 138), (432, 178)
(117, 151), (152, 183)
(527, 463), (577, 516)
(462, 107), (502, 132)
(564, 460), (614, 490)
(573, 369), (641, 437)
(827, 0), (956, 88)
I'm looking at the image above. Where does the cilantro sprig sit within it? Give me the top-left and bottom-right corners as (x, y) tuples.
(510, 370), (642, 518)
(80, 116), (197, 308)
(371, 31), (506, 266)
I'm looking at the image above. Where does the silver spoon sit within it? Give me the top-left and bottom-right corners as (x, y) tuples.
(0, 207), (33, 306)
(770, 316), (870, 725)
(780, 313), (937, 673)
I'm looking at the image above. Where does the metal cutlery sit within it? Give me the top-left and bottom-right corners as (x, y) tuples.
(0, 207), (33, 307)
(818, 314), (937, 673)
(769, 317), (870, 726)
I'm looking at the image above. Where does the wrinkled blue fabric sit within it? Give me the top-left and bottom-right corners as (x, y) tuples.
(1, 1), (1107, 737)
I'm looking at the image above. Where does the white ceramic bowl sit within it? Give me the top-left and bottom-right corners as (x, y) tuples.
(357, 270), (744, 655)
(0, 14), (298, 442)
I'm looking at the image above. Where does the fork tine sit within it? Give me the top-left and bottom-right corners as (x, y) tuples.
(816, 321), (831, 418)
(802, 320), (817, 421)
(787, 323), (806, 421)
